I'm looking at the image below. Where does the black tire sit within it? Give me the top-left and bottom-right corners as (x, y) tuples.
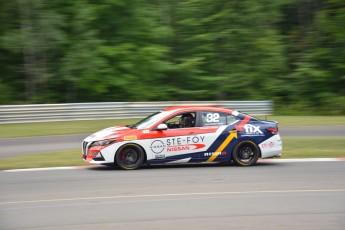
(115, 144), (145, 170)
(232, 141), (260, 166)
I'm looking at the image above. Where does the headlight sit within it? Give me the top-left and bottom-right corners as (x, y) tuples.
(90, 138), (118, 147)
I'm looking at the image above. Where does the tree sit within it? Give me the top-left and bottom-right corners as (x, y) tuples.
(284, 0), (345, 114)
(163, 0), (288, 100)
(1, 0), (66, 103)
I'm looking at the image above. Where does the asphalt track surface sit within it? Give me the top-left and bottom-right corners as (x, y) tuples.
(1, 161), (345, 230)
(0, 126), (345, 158)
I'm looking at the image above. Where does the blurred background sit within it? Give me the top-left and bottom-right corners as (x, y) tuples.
(0, 0), (344, 115)
(1, 3), (345, 229)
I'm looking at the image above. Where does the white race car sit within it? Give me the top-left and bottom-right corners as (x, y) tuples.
(82, 106), (282, 169)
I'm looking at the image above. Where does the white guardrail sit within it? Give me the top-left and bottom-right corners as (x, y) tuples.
(0, 101), (273, 124)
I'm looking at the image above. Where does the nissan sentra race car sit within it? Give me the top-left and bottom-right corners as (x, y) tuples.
(82, 106), (282, 169)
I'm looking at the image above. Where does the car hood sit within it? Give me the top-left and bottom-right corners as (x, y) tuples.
(83, 126), (136, 142)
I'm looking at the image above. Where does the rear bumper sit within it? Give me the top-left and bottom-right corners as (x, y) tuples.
(259, 134), (283, 158)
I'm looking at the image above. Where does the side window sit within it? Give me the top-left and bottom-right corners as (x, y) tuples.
(201, 112), (238, 126)
(202, 112), (226, 126)
(165, 112), (196, 129)
(226, 114), (238, 124)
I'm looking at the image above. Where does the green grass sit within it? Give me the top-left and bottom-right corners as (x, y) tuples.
(0, 116), (344, 139)
(1, 138), (344, 170)
(282, 137), (345, 158)
(0, 149), (87, 170)
(0, 119), (140, 138)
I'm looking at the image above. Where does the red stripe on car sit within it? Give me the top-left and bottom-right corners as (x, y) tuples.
(235, 116), (251, 131)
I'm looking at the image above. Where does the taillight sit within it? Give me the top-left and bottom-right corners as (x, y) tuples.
(266, 127), (278, 134)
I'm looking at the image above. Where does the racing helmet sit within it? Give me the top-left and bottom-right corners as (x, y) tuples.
(179, 113), (195, 128)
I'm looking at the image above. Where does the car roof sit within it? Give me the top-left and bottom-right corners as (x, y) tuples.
(163, 106), (234, 114)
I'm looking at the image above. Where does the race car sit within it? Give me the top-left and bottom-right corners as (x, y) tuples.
(82, 106), (282, 169)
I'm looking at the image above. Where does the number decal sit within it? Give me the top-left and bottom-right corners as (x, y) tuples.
(213, 113), (220, 122)
(206, 113), (220, 122)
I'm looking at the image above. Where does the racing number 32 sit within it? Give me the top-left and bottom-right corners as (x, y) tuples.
(206, 113), (220, 122)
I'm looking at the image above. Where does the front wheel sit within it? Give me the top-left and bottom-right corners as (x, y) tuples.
(115, 144), (145, 170)
(232, 141), (260, 166)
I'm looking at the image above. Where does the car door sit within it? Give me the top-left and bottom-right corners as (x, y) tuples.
(198, 111), (240, 162)
(141, 111), (220, 163)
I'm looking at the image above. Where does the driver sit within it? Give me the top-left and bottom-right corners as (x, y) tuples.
(179, 113), (195, 128)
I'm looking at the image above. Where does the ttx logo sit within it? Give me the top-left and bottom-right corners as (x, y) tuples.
(243, 124), (263, 135)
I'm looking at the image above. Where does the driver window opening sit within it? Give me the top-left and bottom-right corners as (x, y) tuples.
(165, 112), (196, 129)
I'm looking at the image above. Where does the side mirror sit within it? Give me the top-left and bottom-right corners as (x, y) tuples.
(156, 123), (168, 131)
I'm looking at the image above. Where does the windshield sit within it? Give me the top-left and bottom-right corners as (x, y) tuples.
(133, 111), (171, 129)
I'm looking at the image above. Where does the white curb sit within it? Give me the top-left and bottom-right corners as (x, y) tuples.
(2, 158), (344, 172)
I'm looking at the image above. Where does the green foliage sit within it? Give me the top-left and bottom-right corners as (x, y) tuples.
(280, 0), (345, 114)
(0, 0), (344, 114)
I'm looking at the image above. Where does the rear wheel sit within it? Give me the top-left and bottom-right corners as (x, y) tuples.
(115, 144), (145, 170)
(232, 141), (260, 166)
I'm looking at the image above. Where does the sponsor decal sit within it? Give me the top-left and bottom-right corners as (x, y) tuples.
(204, 151), (226, 157)
(154, 154), (166, 159)
(150, 140), (166, 154)
(166, 136), (205, 146)
(150, 136), (205, 153)
(167, 144), (205, 152)
(124, 136), (137, 140)
(142, 130), (150, 134)
(261, 141), (275, 148)
(207, 130), (237, 162)
(242, 124), (264, 136)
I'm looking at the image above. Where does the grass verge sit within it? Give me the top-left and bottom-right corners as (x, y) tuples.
(0, 119), (140, 139)
(1, 138), (344, 170)
(282, 137), (345, 158)
(0, 116), (344, 139)
(0, 149), (88, 170)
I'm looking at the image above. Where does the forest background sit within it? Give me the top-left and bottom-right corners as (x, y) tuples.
(0, 0), (344, 115)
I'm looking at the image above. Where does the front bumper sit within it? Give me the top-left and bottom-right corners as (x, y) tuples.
(82, 141), (107, 163)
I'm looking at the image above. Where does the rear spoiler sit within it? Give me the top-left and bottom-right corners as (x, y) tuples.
(261, 119), (279, 125)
